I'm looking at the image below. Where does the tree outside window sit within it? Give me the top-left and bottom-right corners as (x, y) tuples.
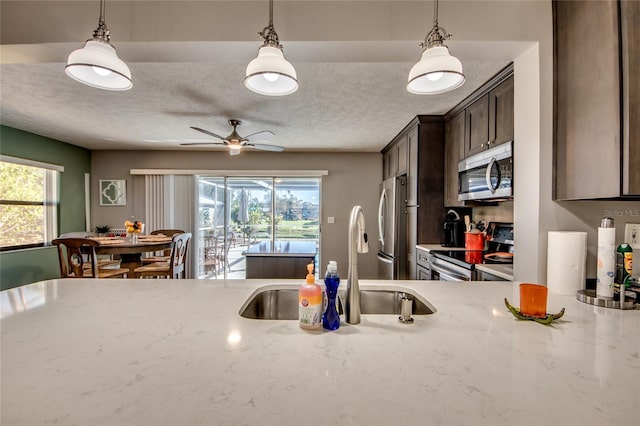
(0, 160), (58, 250)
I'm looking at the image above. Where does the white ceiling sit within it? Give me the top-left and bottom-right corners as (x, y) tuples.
(0, 1), (542, 153)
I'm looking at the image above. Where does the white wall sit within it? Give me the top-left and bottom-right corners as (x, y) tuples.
(514, 44), (543, 282)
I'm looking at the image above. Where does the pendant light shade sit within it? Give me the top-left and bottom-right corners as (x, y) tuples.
(407, 46), (464, 95)
(65, 0), (132, 91)
(245, 0), (298, 96)
(408, 0), (464, 95)
(245, 46), (298, 96)
(66, 40), (132, 91)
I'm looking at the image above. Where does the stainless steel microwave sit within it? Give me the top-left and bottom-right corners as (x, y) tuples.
(458, 142), (513, 201)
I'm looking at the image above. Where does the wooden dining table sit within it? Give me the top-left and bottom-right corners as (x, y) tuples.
(89, 236), (173, 278)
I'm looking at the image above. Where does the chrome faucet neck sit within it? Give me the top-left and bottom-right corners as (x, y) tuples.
(346, 205), (368, 325)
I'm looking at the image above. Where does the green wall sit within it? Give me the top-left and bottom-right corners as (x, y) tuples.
(0, 126), (91, 290)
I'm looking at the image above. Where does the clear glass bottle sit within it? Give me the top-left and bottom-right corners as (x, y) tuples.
(322, 261), (341, 331)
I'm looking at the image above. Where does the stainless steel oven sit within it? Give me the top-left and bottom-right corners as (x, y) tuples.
(458, 141), (513, 201)
(429, 253), (473, 281)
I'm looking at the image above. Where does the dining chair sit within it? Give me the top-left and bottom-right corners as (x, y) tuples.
(218, 239), (232, 272)
(134, 232), (192, 279)
(57, 232), (121, 269)
(52, 238), (129, 279)
(203, 235), (219, 276)
(142, 229), (186, 263)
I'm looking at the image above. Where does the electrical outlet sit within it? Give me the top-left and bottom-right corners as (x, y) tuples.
(624, 223), (640, 248)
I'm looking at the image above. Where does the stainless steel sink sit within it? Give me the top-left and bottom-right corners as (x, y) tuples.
(239, 285), (435, 320)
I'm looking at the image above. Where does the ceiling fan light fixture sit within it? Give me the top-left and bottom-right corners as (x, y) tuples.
(407, 0), (465, 95)
(229, 145), (243, 156)
(65, 0), (132, 91)
(245, 0), (298, 96)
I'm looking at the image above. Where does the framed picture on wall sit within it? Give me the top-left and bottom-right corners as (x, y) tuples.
(99, 179), (126, 206)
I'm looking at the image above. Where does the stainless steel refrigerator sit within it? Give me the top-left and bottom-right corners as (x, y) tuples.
(377, 175), (407, 280)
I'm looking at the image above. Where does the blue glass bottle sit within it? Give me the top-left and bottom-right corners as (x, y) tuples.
(323, 261), (341, 330)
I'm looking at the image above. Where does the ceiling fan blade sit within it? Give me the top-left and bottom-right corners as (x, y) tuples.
(249, 143), (285, 152)
(180, 142), (227, 146)
(190, 126), (226, 140)
(244, 130), (275, 142)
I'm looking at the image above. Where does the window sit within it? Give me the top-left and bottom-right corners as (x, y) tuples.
(0, 156), (61, 251)
(197, 176), (321, 279)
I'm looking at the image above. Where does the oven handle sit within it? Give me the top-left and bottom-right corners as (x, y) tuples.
(438, 270), (465, 282)
(429, 259), (470, 281)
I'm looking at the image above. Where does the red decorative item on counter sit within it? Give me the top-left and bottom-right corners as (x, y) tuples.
(465, 250), (484, 264)
(465, 232), (486, 250)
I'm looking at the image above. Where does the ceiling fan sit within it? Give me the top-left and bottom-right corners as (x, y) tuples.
(181, 119), (284, 155)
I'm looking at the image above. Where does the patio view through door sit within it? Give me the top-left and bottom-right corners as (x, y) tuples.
(197, 176), (321, 279)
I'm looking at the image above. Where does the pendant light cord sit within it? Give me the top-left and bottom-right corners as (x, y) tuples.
(433, 0), (439, 27)
(93, 0), (111, 42)
(269, 0), (274, 27)
(258, 0), (282, 49)
(421, 0), (450, 49)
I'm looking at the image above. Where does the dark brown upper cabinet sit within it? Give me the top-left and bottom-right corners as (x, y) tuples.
(464, 75), (514, 157)
(489, 76), (515, 147)
(621, 0), (639, 195)
(553, 0), (639, 199)
(465, 95), (489, 156)
(444, 111), (465, 207)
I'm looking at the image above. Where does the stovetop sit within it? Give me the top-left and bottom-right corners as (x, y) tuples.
(432, 221), (514, 271)
(432, 250), (513, 270)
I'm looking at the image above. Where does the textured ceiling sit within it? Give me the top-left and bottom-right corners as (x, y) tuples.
(0, 1), (535, 153)
(0, 59), (509, 152)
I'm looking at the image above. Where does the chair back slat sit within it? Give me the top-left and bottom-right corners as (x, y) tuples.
(151, 229), (185, 237)
(150, 229), (185, 257)
(169, 232), (192, 279)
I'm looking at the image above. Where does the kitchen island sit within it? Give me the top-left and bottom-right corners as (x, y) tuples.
(1, 279), (638, 425)
(244, 241), (316, 278)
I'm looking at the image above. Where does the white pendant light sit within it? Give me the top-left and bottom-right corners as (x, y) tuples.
(408, 0), (465, 95)
(65, 0), (132, 91)
(245, 0), (298, 96)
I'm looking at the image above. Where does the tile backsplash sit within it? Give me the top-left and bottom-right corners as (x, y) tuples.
(473, 201), (514, 225)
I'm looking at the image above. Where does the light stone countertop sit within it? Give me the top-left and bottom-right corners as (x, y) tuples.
(475, 264), (514, 281)
(416, 243), (467, 252)
(1, 278), (638, 426)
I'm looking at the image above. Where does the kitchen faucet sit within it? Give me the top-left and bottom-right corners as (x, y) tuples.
(346, 205), (369, 324)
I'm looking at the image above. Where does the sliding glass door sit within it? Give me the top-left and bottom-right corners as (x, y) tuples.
(197, 176), (320, 279)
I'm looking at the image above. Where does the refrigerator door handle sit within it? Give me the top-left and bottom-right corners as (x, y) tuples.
(377, 253), (394, 264)
(378, 186), (386, 246)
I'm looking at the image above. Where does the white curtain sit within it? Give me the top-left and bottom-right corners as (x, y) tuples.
(144, 175), (196, 277)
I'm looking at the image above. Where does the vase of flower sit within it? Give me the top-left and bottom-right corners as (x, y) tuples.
(125, 219), (144, 244)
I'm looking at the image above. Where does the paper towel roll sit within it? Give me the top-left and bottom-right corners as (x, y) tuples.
(547, 231), (587, 295)
(597, 226), (616, 298)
